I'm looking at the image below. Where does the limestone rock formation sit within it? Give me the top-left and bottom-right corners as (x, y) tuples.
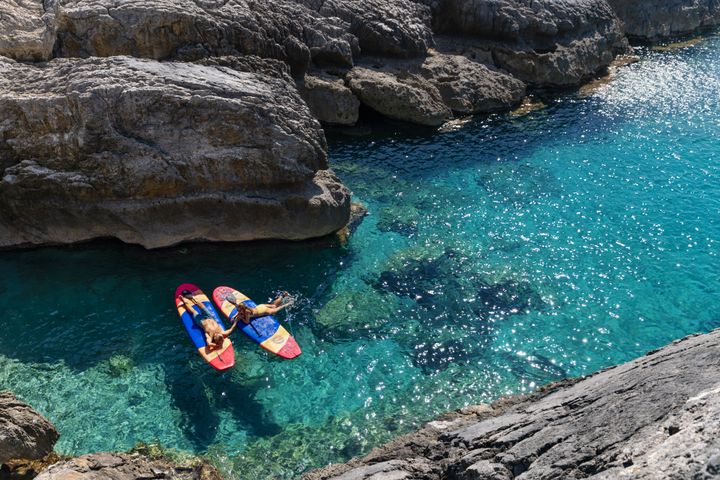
(304, 329), (720, 479)
(34, 452), (222, 480)
(419, 54), (525, 114)
(0, 391), (59, 463)
(0, 0), (57, 61)
(607, 0), (720, 41)
(299, 74), (361, 125)
(299, 0), (434, 58)
(54, 0), (357, 74)
(51, 0), (433, 75)
(346, 53), (525, 125)
(0, 56), (350, 248)
(347, 66), (452, 126)
(429, 0), (629, 86)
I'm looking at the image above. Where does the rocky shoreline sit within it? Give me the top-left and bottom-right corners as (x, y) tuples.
(304, 328), (720, 480)
(3, 328), (719, 479)
(2, 0), (720, 248)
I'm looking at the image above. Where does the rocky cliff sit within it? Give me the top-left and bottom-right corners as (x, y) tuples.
(0, 55), (348, 248)
(0, 0), (716, 247)
(304, 328), (720, 480)
(608, 0), (720, 41)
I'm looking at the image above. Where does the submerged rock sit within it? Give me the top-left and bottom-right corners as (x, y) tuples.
(0, 391), (59, 463)
(314, 285), (400, 335)
(0, 56), (350, 248)
(371, 247), (543, 323)
(607, 0), (720, 41)
(305, 329), (720, 479)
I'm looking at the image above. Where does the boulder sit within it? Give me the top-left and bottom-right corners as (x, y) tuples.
(347, 65), (452, 126)
(305, 328), (720, 479)
(299, 74), (361, 125)
(0, 391), (59, 463)
(346, 52), (524, 125)
(0, 0), (57, 61)
(607, 0), (720, 41)
(34, 452), (222, 480)
(0, 56), (350, 248)
(429, 0), (629, 86)
(419, 53), (525, 113)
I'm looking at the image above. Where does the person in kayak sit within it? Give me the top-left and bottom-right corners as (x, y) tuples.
(178, 290), (238, 352)
(226, 291), (294, 324)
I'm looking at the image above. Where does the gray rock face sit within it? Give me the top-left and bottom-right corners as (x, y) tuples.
(419, 53), (525, 114)
(430, 0), (629, 86)
(299, 74), (361, 125)
(302, 0), (434, 58)
(607, 0), (720, 41)
(0, 391), (59, 463)
(54, 0), (358, 75)
(35, 452), (222, 480)
(348, 65), (452, 126)
(51, 0), (432, 75)
(0, 0), (57, 61)
(304, 329), (720, 479)
(0, 56), (350, 248)
(347, 53), (524, 125)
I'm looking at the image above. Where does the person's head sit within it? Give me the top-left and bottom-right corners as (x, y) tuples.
(212, 333), (224, 345)
(181, 289), (192, 298)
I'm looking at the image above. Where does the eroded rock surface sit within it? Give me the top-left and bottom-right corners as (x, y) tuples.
(607, 0), (720, 41)
(299, 74), (361, 125)
(0, 56), (350, 248)
(348, 65), (452, 126)
(430, 0), (628, 86)
(0, 0), (57, 61)
(304, 329), (720, 479)
(51, 0), (432, 75)
(419, 54), (525, 114)
(34, 452), (222, 480)
(0, 391), (59, 463)
(347, 53), (524, 125)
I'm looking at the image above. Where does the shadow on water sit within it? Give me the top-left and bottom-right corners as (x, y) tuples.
(327, 91), (619, 191)
(0, 237), (353, 452)
(162, 362), (282, 451)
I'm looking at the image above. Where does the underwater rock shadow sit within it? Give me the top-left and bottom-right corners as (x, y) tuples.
(161, 361), (282, 451)
(369, 248), (545, 321)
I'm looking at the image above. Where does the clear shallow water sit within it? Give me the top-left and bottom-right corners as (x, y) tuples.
(2, 39), (720, 477)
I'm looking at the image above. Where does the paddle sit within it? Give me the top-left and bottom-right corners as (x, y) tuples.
(225, 292), (262, 337)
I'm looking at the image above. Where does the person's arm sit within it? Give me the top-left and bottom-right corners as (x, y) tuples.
(222, 318), (240, 338)
(267, 301), (293, 315)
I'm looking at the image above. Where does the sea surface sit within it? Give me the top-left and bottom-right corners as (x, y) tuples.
(2, 37), (720, 478)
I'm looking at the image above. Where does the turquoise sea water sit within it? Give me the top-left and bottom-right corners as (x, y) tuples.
(2, 38), (720, 477)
